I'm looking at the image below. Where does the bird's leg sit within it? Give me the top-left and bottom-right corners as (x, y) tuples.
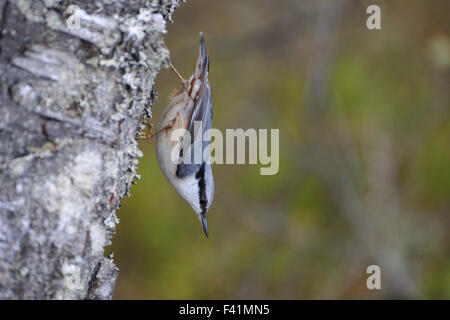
(169, 62), (186, 86)
(138, 116), (178, 140)
(157, 117), (177, 134)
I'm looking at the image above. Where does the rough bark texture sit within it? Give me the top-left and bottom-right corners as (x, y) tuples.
(0, 0), (181, 299)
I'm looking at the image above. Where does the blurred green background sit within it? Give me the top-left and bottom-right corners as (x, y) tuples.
(111, 0), (449, 299)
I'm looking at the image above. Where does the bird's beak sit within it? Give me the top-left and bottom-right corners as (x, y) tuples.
(200, 214), (209, 238)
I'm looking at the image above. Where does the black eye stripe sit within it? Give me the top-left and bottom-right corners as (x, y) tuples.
(196, 163), (207, 212)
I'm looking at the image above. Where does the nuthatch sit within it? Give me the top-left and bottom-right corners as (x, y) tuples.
(155, 33), (214, 237)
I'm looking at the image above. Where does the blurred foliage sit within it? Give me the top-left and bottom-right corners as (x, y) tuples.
(111, 0), (449, 299)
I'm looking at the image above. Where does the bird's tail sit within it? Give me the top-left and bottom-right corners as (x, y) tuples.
(187, 32), (209, 102)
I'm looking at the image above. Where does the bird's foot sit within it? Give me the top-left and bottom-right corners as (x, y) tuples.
(137, 120), (156, 140)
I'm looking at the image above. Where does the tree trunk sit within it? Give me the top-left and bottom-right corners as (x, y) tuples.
(0, 0), (180, 299)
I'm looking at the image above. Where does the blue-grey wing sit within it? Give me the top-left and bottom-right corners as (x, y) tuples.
(176, 33), (213, 179)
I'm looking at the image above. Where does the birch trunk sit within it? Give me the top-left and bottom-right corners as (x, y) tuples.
(0, 0), (180, 299)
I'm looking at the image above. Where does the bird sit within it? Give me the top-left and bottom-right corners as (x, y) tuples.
(154, 32), (214, 238)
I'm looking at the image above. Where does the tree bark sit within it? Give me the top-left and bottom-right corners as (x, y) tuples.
(0, 0), (180, 299)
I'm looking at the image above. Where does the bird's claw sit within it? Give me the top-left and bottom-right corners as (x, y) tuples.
(137, 120), (156, 140)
